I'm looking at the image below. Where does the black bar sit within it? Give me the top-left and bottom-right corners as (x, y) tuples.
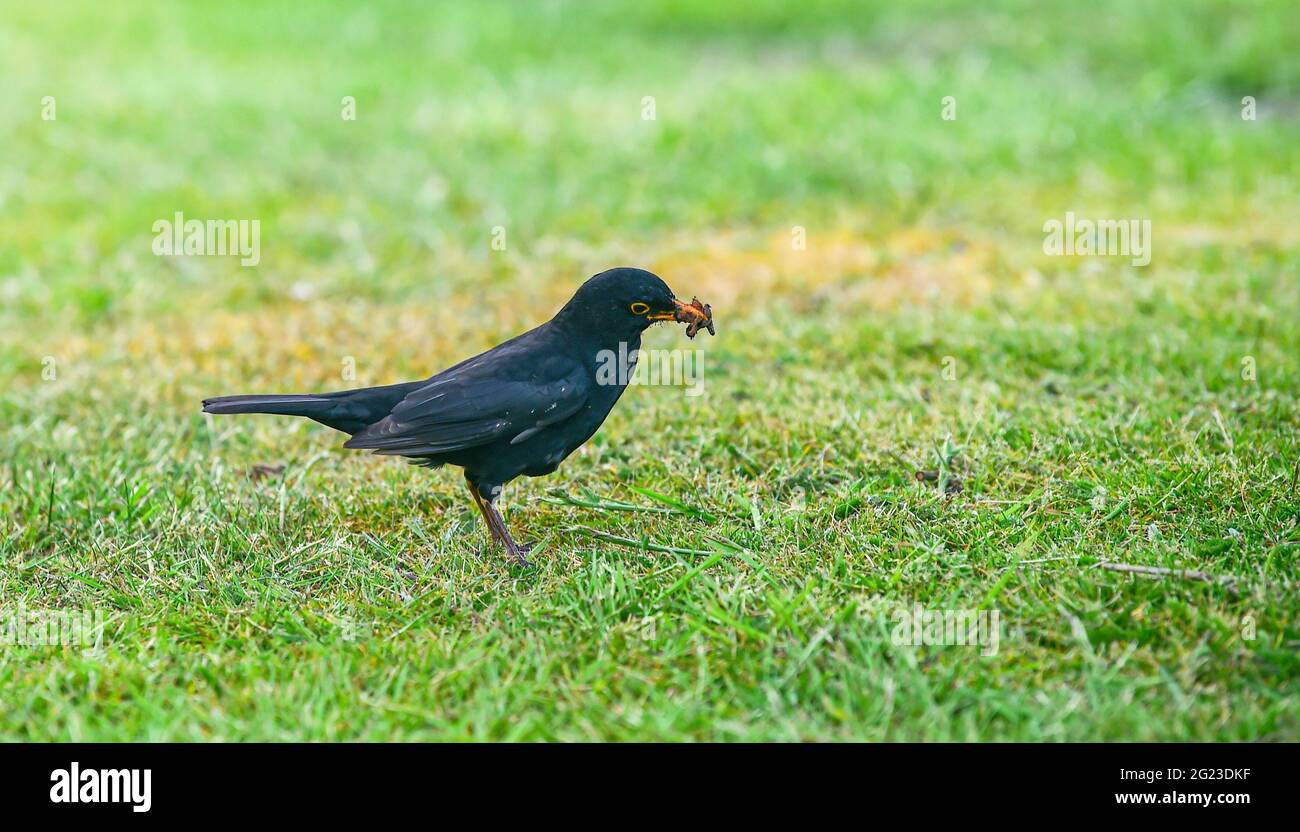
(0, 743), (1284, 818)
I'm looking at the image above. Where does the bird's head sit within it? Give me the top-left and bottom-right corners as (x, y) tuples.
(553, 267), (714, 342)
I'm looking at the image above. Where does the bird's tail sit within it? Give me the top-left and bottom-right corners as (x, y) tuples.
(203, 381), (423, 435)
(203, 394), (332, 418)
(202, 394), (354, 432)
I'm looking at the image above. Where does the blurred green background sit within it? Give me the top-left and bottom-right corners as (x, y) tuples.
(0, 1), (1296, 740)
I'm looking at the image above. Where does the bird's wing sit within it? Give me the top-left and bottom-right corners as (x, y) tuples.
(343, 351), (590, 457)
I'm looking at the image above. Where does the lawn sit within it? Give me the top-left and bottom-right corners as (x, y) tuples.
(0, 0), (1296, 740)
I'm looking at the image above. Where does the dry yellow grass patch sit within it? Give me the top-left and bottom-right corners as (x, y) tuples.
(650, 226), (1001, 313)
(30, 223), (1017, 403)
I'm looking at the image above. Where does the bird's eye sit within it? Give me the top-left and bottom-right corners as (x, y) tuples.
(630, 302), (650, 315)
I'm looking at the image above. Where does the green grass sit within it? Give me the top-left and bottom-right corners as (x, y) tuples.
(1, 0), (1297, 740)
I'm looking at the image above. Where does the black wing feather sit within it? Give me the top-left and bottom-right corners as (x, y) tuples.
(344, 348), (589, 456)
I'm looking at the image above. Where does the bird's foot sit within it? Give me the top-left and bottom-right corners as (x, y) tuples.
(476, 542), (528, 565)
(506, 542), (531, 568)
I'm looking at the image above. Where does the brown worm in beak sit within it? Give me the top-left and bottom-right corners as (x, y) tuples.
(671, 297), (715, 339)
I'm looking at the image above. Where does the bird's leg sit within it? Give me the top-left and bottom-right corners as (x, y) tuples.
(483, 496), (530, 567)
(466, 482), (501, 543)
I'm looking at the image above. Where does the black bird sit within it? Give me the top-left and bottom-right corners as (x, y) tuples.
(202, 267), (714, 565)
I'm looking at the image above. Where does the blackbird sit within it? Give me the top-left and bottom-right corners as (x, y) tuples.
(202, 267), (714, 565)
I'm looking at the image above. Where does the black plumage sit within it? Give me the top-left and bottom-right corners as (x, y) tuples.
(202, 267), (713, 564)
